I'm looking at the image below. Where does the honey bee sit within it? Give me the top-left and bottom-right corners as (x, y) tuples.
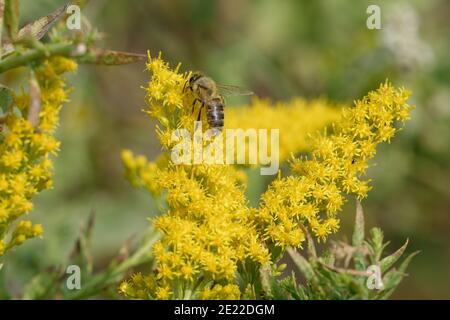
(185, 72), (253, 132)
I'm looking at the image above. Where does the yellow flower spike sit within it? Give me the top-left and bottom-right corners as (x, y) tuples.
(0, 205), (9, 223)
(200, 284), (241, 300)
(14, 234), (27, 246)
(155, 286), (172, 300)
(0, 58), (76, 258)
(33, 224), (44, 236)
(180, 262), (197, 282)
(50, 56), (78, 74)
(0, 176), (8, 191)
(256, 81), (412, 248)
(118, 281), (130, 296)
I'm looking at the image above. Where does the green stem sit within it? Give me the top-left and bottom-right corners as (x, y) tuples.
(0, 42), (81, 73)
(0, 0), (5, 61)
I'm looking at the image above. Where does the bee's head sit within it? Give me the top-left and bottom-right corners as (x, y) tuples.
(189, 72), (204, 88)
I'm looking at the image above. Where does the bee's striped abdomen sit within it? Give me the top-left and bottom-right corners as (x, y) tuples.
(207, 98), (224, 131)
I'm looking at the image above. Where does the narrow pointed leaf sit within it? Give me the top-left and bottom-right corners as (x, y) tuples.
(352, 199), (365, 247)
(69, 211), (96, 276)
(259, 265), (292, 300)
(4, 0), (19, 39)
(287, 248), (316, 282)
(280, 273), (303, 300)
(0, 84), (13, 113)
(18, 4), (68, 40)
(352, 199), (366, 270)
(116, 235), (134, 263)
(301, 225), (317, 259)
(379, 238), (409, 273)
(378, 251), (419, 299)
(2, 4), (68, 57)
(0, 1), (5, 58)
(259, 265), (273, 298)
(368, 227), (385, 263)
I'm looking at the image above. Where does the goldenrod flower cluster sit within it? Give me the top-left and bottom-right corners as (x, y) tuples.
(119, 53), (412, 299)
(121, 152), (266, 299)
(255, 82), (413, 246)
(120, 53), (271, 299)
(0, 57), (76, 257)
(142, 52), (197, 149)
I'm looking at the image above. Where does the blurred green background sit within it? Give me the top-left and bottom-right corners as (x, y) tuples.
(3, 0), (450, 299)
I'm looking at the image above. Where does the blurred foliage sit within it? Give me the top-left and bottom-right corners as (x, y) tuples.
(0, 0), (449, 299)
(262, 201), (418, 300)
(0, 0), (147, 298)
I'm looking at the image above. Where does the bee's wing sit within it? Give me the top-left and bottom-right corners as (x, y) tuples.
(216, 84), (254, 96)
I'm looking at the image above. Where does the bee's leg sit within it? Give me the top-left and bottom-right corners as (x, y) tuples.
(194, 104), (204, 132)
(191, 98), (200, 114)
(183, 80), (189, 93)
(196, 103), (204, 122)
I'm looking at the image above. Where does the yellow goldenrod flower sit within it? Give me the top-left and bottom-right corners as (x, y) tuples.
(199, 284), (241, 300)
(0, 57), (76, 257)
(255, 81), (413, 245)
(119, 53), (413, 300)
(122, 151), (270, 299)
(121, 53), (272, 299)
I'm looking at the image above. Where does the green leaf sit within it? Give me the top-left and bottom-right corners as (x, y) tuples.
(352, 199), (366, 271)
(259, 266), (291, 300)
(348, 277), (370, 299)
(259, 265), (273, 298)
(69, 212), (95, 276)
(287, 248), (316, 282)
(367, 227), (387, 263)
(301, 225), (317, 259)
(0, 263), (12, 300)
(2, 4), (68, 57)
(268, 243), (284, 262)
(0, 1), (4, 58)
(19, 4), (68, 40)
(352, 199), (365, 247)
(379, 238), (409, 273)
(319, 249), (334, 266)
(0, 84), (13, 115)
(4, 0), (19, 39)
(377, 251), (419, 299)
(280, 273), (304, 300)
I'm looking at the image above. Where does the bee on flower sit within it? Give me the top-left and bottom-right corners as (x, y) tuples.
(120, 53), (413, 299)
